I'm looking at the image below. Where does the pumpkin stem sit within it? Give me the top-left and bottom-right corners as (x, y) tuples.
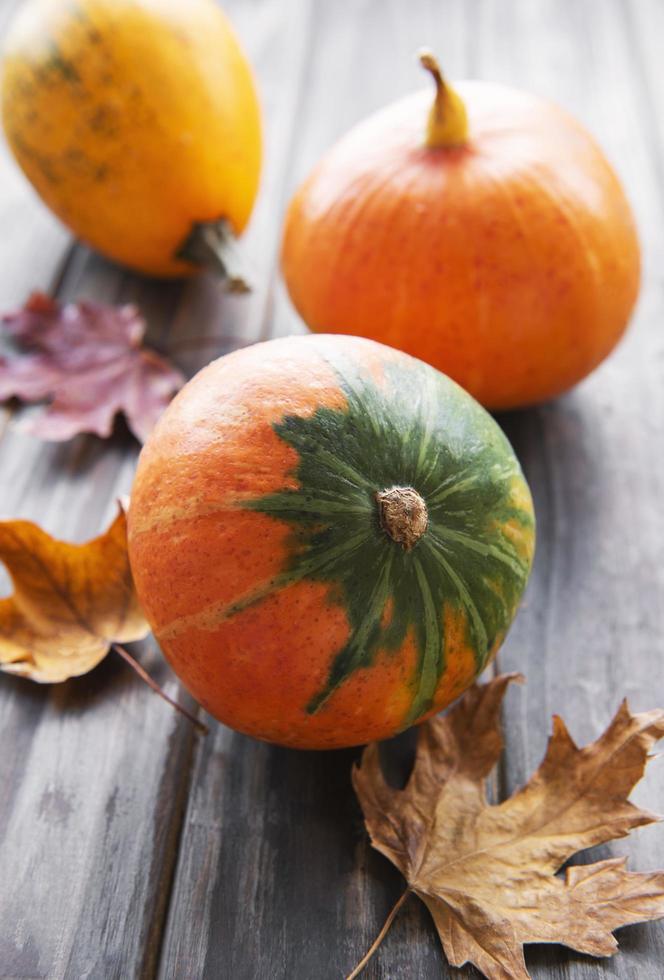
(418, 48), (468, 149)
(175, 218), (252, 292)
(376, 487), (428, 550)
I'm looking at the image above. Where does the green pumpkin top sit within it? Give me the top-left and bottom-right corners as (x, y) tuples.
(238, 341), (535, 726)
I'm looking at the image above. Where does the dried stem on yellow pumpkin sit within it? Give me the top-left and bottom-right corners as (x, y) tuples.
(176, 219), (252, 293)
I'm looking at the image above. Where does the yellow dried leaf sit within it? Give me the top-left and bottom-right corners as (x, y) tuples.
(352, 674), (664, 980)
(0, 505), (149, 682)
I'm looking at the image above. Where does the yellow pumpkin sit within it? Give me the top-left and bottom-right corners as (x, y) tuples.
(1, 0), (261, 282)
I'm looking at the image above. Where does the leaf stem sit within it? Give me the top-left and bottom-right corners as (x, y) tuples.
(112, 643), (208, 736)
(345, 887), (412, 979)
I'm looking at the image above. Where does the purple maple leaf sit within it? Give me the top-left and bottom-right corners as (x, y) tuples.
(0, 293), (184, 442)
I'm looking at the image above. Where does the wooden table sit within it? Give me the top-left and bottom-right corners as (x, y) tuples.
(2, 1), (663, 977)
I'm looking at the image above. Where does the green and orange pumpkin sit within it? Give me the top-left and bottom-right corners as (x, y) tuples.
(127, 335), (535, 748)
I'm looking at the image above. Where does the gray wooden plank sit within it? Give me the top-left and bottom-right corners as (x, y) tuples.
(165, 0), (319, 371)
(0, 6), (213, 979)
(0, 0), (73, 445)
(475, 1), (664, 978)
(161, 0), (664, 977)
(158, 2), (480, 979)
(0, 0), (71, 313)
(0, 0), (329, 977)
(0, 259), (203, 979)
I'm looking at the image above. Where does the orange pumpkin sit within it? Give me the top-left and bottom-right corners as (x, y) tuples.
(128, 334), (534, 749)
(281, 52), (640, 410)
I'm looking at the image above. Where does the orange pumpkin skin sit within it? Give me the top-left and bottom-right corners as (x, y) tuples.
(128, 335), (534, 749)
(281, 81), (640, 409)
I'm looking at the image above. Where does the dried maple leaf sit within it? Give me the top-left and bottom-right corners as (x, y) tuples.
(0, 504), (149, 682)
(351, 673), (664, 980)
(0, 292), (184, 441)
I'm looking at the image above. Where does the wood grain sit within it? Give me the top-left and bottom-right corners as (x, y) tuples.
(2, 0), (664, 978)
(0, 271), (202, 980)
(0, 4), (199, 978)
(0, 0), (71, 315)
(482, 1), (664, 977)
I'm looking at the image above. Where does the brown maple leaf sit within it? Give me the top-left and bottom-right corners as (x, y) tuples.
(351, 674), (664, 980)
(0, 505), (207, 732)
(0, 504), (149, 682)
(0, 292), (184, 442)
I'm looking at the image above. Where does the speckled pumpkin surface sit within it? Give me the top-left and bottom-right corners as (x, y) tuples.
(281, 64), (640, 409)
(128, 335), (535, 748)
(1, 0), (261, 278)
